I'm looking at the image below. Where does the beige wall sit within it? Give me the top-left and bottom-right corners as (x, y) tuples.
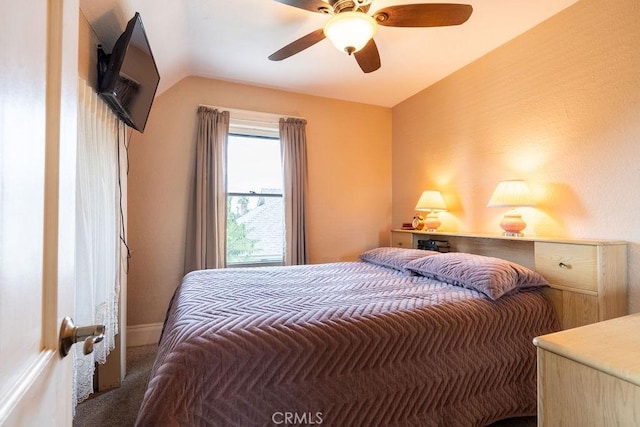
(128, 77), (392, 325)
(78, 12), (98, 84)
(392, 0), (640, 312)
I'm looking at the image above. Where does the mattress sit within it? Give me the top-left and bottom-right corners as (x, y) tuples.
(136, 261), (559, 426)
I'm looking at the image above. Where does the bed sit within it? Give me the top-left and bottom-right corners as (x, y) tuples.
(136, 248), (559, 426)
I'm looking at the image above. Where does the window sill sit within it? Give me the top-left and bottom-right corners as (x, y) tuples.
(226, 261), (284, 268)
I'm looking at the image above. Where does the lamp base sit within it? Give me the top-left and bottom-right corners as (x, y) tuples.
(424, 212), (441, 232)
(499, 210), (526, 237)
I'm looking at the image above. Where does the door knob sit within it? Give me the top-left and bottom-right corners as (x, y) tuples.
(59, 316), (105, 357)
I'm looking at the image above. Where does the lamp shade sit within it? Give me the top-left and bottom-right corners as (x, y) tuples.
(323, 12), (378, 54)
(415, 190), (447, 211)
(487, 180), (534, 208)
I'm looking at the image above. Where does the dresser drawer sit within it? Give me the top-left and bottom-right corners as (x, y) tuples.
(390, 232), (413, 248)
(534, 242), (597, 293)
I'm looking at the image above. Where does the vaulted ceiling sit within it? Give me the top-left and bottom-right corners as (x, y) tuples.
(80, 0), (579, 107)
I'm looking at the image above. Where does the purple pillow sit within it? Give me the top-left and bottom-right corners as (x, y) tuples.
(404, 252), (549, 300)
(360, 247), (440, 273)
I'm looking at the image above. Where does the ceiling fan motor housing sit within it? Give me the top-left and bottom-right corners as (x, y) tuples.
(330, 0), (373, 14)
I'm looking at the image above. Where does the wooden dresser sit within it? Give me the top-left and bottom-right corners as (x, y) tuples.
(390, 230), (627, 329)
(534, 313), (640, 425)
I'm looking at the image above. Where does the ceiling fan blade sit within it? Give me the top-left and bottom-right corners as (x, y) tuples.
(354, 39), (381, 73)
(272, 0), (331, 13)
(269, 28), (326, 61)
(374, 4), (472, 27)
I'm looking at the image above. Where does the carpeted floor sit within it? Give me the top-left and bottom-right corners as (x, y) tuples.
(73, 344), (157, 427)
(73, 344), (536, 426)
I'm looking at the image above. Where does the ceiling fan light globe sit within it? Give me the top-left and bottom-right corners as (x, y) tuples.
(323, 11), (377, 54)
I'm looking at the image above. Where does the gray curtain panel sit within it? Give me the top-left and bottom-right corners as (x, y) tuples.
(184, 107), (230, 272)
(280, 118), (308, 265)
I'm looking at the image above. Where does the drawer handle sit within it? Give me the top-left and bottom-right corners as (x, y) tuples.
(559, 262), (572, 269)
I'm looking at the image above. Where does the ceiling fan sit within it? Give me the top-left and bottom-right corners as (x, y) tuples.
(268, 0), (473, 73)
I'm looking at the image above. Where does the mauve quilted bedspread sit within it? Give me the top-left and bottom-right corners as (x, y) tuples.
(136, 262), (559, 427)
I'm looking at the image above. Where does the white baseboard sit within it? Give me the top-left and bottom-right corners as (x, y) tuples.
(127, 322), (163, 347)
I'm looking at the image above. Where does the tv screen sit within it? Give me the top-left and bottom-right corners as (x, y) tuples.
(98, 12), (160, 133)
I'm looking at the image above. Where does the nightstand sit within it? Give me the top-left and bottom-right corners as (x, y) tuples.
(534, 313), (640, 425)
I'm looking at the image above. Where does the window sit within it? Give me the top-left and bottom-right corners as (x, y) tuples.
(226, 132), (284, 266)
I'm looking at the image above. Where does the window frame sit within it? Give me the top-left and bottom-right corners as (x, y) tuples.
(225, 129), (284, 268)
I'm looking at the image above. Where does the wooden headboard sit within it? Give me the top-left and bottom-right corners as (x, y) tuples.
(390, 230), (628, 330)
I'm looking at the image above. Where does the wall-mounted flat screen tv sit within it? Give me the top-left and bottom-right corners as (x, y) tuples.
(98, 12), (160, 133)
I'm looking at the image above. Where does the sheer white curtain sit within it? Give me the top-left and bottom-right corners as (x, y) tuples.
(74, 79), (123, 405)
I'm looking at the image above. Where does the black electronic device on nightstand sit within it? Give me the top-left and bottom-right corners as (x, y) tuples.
(417, 239), (451, 253)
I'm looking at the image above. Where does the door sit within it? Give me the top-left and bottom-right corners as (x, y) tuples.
(0, 0), (79, 425)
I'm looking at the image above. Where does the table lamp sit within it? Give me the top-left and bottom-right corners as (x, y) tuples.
(415, 190), (447, 232)
(487, 179), (534, 237)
